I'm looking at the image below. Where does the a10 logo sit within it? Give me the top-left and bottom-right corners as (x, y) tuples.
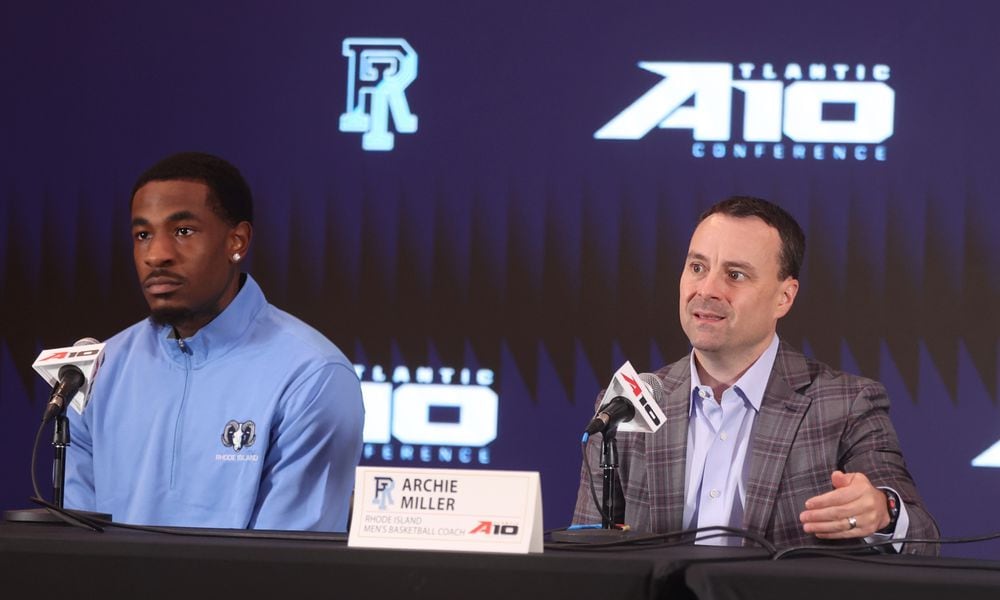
(595, 62), (894, 144)
(361, 382), (499, 447)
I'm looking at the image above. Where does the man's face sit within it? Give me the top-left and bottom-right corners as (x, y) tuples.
(131, 180), (246, 336)
(679, 213), (798, 366)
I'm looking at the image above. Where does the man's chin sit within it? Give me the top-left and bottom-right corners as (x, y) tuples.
(691, 342), (726, 356)
(683, 324), (723, 347)
(149, 306), (195, 328)
(687, 333), (728, 355)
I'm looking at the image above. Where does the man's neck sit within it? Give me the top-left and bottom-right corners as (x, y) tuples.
(172, 316), (213, 340)
(168, 272), (246, 339)
(693, 339), (774, 400)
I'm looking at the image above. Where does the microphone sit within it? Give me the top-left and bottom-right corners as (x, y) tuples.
(33, 337), (105, 422)
(584, 396), (635, 435)
(585, 362), (667, 437)
(43, 365), (86, 423)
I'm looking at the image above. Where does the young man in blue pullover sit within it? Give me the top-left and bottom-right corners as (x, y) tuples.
(65, 152), (365, 531)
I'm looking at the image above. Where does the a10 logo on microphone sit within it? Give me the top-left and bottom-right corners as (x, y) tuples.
(597, 361), (666, 434)
(33, 340), (106, 414)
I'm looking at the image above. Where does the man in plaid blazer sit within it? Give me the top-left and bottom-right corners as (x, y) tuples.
(572, 197), (938, 554)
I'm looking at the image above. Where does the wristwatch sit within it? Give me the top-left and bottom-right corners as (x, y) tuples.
(878, 488), (900, 534)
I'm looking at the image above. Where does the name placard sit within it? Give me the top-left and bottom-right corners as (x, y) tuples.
(349, 467), (543, 554)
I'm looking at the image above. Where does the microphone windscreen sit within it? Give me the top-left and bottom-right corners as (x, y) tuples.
(638, 372), (663, 403)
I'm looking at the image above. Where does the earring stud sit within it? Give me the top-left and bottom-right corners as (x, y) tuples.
(232, 253), (241, 262)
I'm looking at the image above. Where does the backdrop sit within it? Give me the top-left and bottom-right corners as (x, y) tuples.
(1, 1), (997, 558)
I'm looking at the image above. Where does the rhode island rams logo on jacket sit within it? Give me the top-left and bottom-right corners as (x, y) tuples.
(221, 420), (256, 452)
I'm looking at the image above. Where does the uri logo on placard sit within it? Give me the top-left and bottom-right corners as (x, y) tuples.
(373, 476), (396, 510)
(339, 37), (418, 151)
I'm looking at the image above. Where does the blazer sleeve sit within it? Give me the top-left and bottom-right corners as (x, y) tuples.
(839, 381), (940, 554)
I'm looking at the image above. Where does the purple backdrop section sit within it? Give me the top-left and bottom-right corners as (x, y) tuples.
(1, 1), (997, 557)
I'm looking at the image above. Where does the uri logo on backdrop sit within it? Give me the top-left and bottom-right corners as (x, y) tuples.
(339, 37), (418, 151)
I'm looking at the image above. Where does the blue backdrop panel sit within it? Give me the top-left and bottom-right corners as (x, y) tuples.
(0, 1), (997, 557)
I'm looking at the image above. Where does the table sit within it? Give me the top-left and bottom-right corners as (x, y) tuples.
(685, 552), (1000, 600)
(0, 522), (757, 599)
(2, 522), (999, 599)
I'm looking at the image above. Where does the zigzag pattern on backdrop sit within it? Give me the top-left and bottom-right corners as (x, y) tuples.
(1, 180), (996, 407)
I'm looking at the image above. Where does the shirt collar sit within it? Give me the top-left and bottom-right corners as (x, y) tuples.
(688, 334), (780, 414)
(153, 273), (266, 366)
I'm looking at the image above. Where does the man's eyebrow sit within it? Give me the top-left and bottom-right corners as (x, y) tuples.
(165, 210), (200, 223)
(131, 211), (201, 227)
(685, 252), (758, 274)
(722, 260), (757, 273)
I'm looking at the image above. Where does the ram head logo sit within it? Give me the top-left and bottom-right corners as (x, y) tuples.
(221, 420), (256, 452)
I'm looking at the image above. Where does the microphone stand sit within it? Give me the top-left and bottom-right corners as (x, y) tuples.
(600, 430), (619, 529)
(4, 409), (111, 525)
(51, 414), (70, 508)
(550, 426), (643, 543)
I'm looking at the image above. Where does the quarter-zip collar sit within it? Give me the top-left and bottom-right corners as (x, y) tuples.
(152, 274), (265, 368)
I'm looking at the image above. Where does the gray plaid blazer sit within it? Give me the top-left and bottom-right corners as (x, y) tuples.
(571, 341), (939, 555)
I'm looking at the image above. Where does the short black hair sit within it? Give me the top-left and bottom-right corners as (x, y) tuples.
(131, 152), (253, 226)
(699, 196), (805, 280)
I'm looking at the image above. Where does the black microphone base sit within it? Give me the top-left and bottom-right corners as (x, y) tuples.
(4, 508), (111, 524)
(549, 528), (648, 544)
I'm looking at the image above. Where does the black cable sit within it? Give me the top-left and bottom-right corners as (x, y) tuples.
(86, 517), (348, 543)
(29, 494), (1000, 565)
(547, 524), (777, 554)
(29, 419), (47, 501)
(774, 531), (1000, 561)
(770, 547), (1000, 571)
(25, 419), (104, 531)
(27, 497), (103, 531)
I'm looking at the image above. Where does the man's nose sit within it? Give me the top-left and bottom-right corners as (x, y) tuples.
(143, 234), (175, 266)
(695, 269), (726, 299)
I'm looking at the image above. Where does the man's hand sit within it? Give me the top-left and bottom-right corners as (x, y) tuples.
(799, 470), (890, 538)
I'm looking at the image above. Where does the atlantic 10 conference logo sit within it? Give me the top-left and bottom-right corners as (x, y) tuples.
(356, 364), (498, 466)
(596, 62), (894, 162)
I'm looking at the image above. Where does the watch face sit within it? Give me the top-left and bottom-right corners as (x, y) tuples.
(877, 490), (900, 535)
(884, 490), (900, 530)
(886, 491), (899, 515)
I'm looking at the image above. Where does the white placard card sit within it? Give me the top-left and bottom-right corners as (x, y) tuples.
(349, 467), (543, 554)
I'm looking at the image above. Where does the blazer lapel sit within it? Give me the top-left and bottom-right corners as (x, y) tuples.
(647, 359), (691, 533)
(742, 342), (813, 536)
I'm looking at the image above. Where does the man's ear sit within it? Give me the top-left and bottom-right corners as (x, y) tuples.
(229, 221), (252, 261)
(775, 277), (799, 319)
